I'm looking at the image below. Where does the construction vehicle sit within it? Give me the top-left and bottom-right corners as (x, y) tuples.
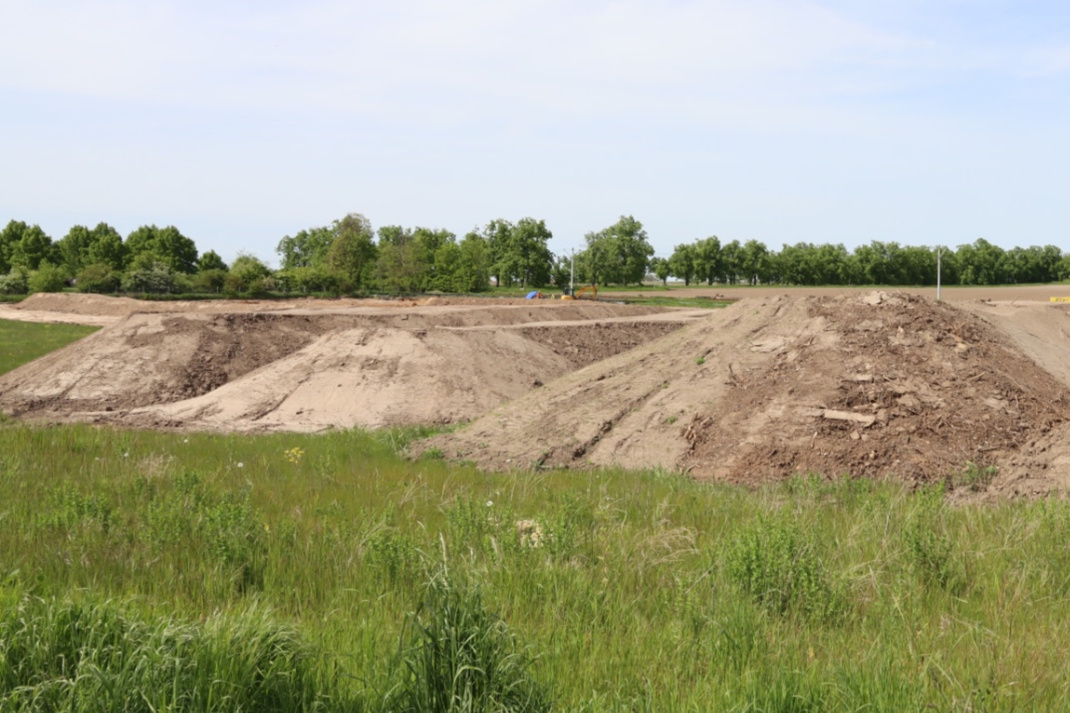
(562, 285), (597, 301)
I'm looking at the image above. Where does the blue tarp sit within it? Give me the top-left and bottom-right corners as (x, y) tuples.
(525, 291), (540, 299)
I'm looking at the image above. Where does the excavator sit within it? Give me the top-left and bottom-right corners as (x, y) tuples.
(561, 284), (597, 301)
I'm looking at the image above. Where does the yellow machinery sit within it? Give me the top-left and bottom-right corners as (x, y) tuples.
(562, 285), (597, 301)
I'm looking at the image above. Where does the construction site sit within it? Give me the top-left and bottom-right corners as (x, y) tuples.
(2, 288), (1070, 497)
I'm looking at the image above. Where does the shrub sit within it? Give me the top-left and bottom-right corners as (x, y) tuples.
(725, 513), (847, 623)
(0, 268), (28, 295)
(27, 261), (67, 293)
(121, 260), (178, 294)
(192, 268), (227, 293)
(76, 262), (120, 293)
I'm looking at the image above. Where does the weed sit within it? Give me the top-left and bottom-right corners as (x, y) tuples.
(695, 355), (706, 365)
(367, 527), (422, 582)
(0, 595), (338, 712)
(724, 513), (848, 623)
(903, 491), (968, 594)
(384, 570), (551, 712)
(951, 461), (998, 492)
(420, 447), (445, 461)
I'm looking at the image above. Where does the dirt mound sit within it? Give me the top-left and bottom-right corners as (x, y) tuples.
(518, 322), (686, 368)
(0, 313), (332, 415)
(424, 292), (1070, 486)
(112, 328), (577, 432)
(0, 302), (694, 432)
(14, 293), (154, 317)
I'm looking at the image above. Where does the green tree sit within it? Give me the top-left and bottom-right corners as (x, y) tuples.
(225, 253), (273, 296)
(651, 256), (671, 285)
(0, 220), (25, 272)
(694, 237), (722, 285)
(197, 250), (228, 272)
(720, 240), (742, 284)
(86, 224), (127, 271)
(1058, 254), (1070, 281)
(455, 232), (491, 292)
(584, 216), (652, 286)
(327, 214), (378, 291)
(510, 218), (554, 287)
(668, 244), (697, 286)
(57, 225), (94, 273)
(125, 225), (198, 274)
(482, 219), (514, 287)
(483, 218), (553, 287)
(9, 224), (57, 271)
(276, 225), (335, 269)
(739, 240), (771, 285)
(956, 239), (1006, 285)
(375, 228), (428, 293)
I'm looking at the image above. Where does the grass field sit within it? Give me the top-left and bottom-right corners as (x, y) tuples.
(3, 321), (1070, 711)
(0, 319), (99, 375)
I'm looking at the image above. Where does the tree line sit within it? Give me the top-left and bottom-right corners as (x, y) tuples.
(658, 237), (1070, 287)
(1, 214), (1068, 297)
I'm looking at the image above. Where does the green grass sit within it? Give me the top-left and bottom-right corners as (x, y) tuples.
(0, 319), (99, 376)
(621, 295), (732, 309)
(2, 422), (1070, 710)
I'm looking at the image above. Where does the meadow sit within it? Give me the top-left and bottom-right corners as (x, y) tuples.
(2, 320), (1070, 711)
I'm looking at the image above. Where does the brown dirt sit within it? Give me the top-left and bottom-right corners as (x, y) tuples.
(518, 322), (686, 368)
(0, 297), (701, 432)
(6, 290), (1070, 497)
(424, 292), (1070, 493)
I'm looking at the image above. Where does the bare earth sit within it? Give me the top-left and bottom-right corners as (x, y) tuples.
(3, 289), (1070, 496)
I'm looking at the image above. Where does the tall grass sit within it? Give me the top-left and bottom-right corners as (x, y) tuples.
(2, 423), (1070, 710)
(0, 594), (341, 712)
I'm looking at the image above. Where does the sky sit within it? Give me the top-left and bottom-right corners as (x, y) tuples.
(2, 0), (1069, 265)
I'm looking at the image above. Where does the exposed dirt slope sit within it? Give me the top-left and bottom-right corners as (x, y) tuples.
(425, 293), (1070, 486)
(0, 302), (694, 432)
(954, 301), (1070, 497)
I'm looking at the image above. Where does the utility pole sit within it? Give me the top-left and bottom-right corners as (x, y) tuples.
(936, 247), (942, 302)
(570, 248), (575, 296)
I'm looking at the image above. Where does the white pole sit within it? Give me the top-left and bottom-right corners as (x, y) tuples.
(936, 247), (942, 302)
(570, 248), (575, 296)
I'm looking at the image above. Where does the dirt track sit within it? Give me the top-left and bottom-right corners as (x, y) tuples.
(4, 291), (1070, 496)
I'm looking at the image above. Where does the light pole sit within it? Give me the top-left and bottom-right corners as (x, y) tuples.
(570, 248), (575, 297)
(936, 246), (942, 302)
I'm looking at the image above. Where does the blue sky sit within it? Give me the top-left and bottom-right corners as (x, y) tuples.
(2, 0), (1068, 264)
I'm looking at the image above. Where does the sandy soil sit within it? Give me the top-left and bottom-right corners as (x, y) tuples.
(4, 291), (1070, 497)
(0, 297), (699, 432)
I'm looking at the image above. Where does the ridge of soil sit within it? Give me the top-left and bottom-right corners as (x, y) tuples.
(0, 301), (695, 432)
(424, 292), (1070, 491)
(7, 291), (1070, 497)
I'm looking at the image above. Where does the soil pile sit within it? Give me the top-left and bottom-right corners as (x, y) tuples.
(425, 292), (1070, 486)
(0, 302), (694, 432)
